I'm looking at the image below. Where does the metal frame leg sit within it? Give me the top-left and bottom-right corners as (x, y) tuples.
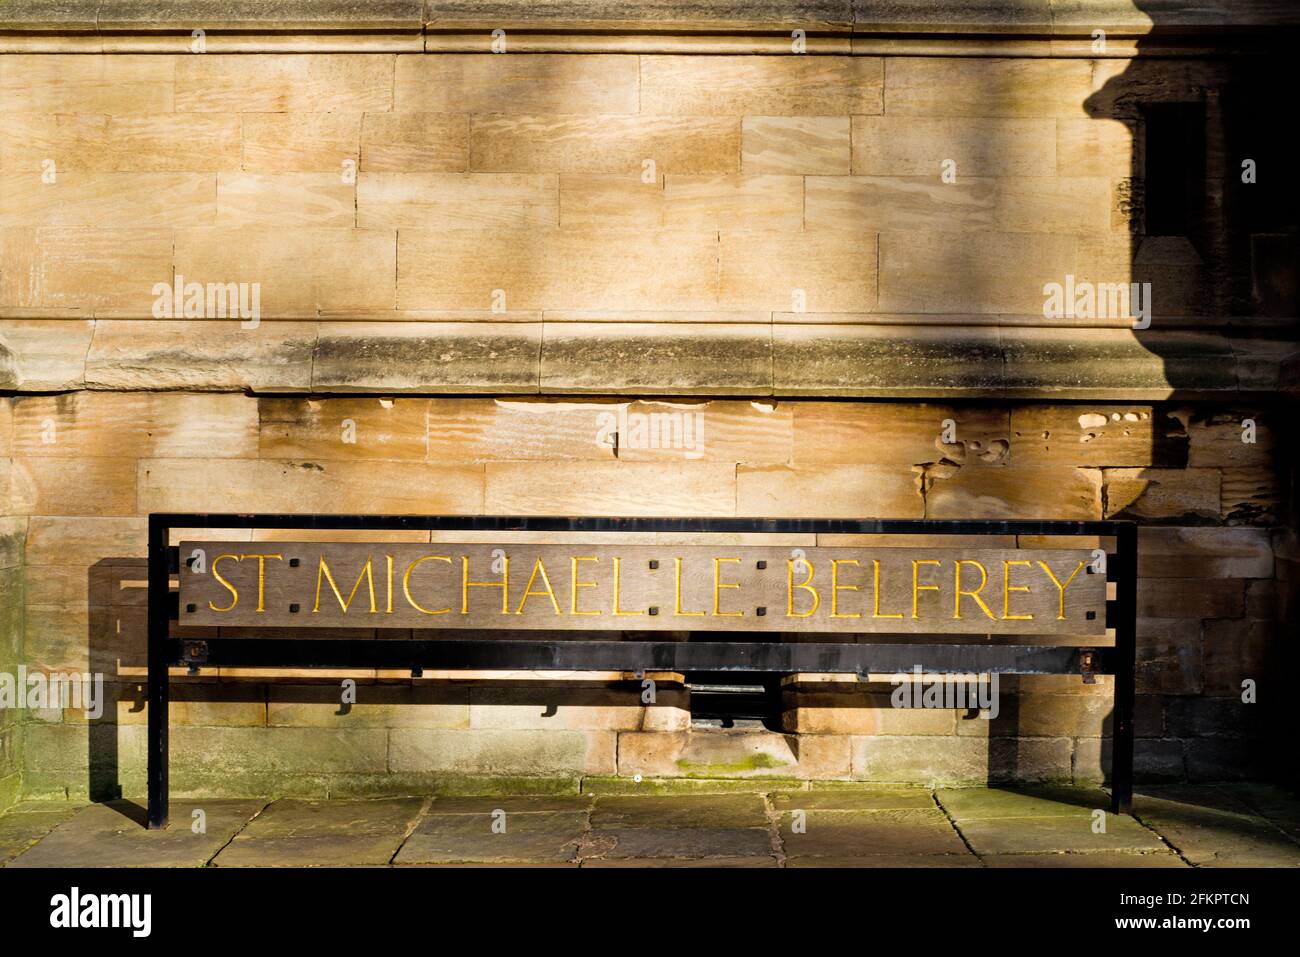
(1110, 523), (1137, 815)
(146, 515), (170, 829)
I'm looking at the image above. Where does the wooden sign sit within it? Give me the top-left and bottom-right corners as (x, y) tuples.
(178, 542), (1107, 635)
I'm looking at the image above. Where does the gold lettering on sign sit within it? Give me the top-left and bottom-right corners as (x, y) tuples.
(953, 559), (995, 620)
(403, 555), (451, 615)
(462, 555), (509, 615)
(612, 557), (643, 616)
(1002, 560), (1034, 620)
(675, 558), (705, 617)
(180, 540), (1106, 635)
(713, 558), (744, 617)
(787, 558), (819, 618)
(872, 559), (904, 619)
(237, 553), (283, 613)
(315, 555), (377, 614)
(1037, 560), (1086, 620)
(911, 559), (940, 619)
(209, 553), (241, 612)
(517, 558), (561, 615)
(831, 559), (862, 619)
(570, 556), (600, 616)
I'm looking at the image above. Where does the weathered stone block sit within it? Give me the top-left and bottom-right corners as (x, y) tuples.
(558, 174), (666, 228)
(879, 232), (1075, 314)
(1010, 405), (1183, 469)
(10, 456), (137, 516)
(853, 116), (1057, 176)
(541, 322), (770, 395)
(268, 684), (470, 729)
(0, 54), (174, 112)
(6, 228), (172, 311)
(358, 172), (558, 229)
(0, 320), (93, 391)
(1201, 618), (1273, 698)
(1135, 616), (1203, 695)
(737, 463), (922, 518)
(640, 55), (882, 115)
(1137, 579), (1244, 620)
(397, 227), (719, 311)
(468, 683), (689, 732)
(470, 115), (740, 175)
(1138, 527), (1273, 579)
(12, 392), (258, 460)
(389, 728), (615, 775)
(852, 735), (1073, 784)
(923, 462), (1103, 520)
(664, 174), (803, 231)
(175, 227), (394, 316)
(722, 231), (876, 312)
(885, 57), (1093, 117)
(243, 112), (363, 172)
(484, 461), (735, 515)
(216, 172), (356, 227)
(774, 326), (1000, 396)
(783, 684), (957, 735)
(85, 321), (317, 392)
(137, 457), (484, 514)
(1104, 468), (1221, 521)
(395, 53), (638, 114)
(259, 396), (428, 462)
(174, 53), (393, 112)
(313, 321), (541, 393)
(618, 730), (849, 779)
(742, 116), (850, 175)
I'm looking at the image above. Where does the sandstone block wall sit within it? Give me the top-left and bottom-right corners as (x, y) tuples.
(0, 397), (22, 807)
(1, 392), (1286, 798)
(0, 2), (1296, 803)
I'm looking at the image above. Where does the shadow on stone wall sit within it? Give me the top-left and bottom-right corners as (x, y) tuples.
(1079, 0), (1297, 790)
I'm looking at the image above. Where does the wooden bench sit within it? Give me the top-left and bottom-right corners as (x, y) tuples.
(146, 514), (1136, 827)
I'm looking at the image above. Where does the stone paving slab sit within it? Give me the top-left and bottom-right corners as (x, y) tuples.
(1135, 787), (1259, 818)
(1215, 784), (1300, 842)
(7, 800), (266, 868)
(936, 786), (1114, 821)
(958, 814), (1168, 856)
(0, 803), (83, 866)
(983, 851), (1188, 868)
(403, 861), (579, 868)
(5, 786), (1298, 867)
(590, 794), (768, 829)
(582, 855), (778, 868)
(584, 826), (773, 860)
(773, 788), (933, 812)
(1132, 795), (1300, 867)
(212, 797), (426, 867)
(780, 808), (969, 859)
(786, 854), (980, 868)
(395, 810), (589, 864)
(429, 795), (593, 814)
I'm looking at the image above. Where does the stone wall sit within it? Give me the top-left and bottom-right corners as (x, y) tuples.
(0, 1), (1296, 799)
(3, 392), (1285, 797)
(0, 397), (22, 808)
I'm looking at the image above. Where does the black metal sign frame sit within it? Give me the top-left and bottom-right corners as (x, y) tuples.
(147, 514), (1137, 828)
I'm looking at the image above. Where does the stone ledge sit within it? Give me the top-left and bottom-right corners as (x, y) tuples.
(1, 319), (1294, 399)
(2, 0), (1297, 53)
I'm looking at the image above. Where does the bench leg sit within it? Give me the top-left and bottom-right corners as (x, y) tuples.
(1110, 523), (1137, 816)
(147, 517), (169, 830)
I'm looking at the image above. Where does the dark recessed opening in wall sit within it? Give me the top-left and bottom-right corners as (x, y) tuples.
(1143, 102), (1206, 239)
(686, 671), (783, 730)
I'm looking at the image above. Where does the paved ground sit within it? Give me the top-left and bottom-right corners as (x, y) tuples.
(2, 784), (1298, 867)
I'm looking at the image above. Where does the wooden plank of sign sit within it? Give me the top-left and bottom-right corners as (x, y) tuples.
(178, 541), (1107, 636)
